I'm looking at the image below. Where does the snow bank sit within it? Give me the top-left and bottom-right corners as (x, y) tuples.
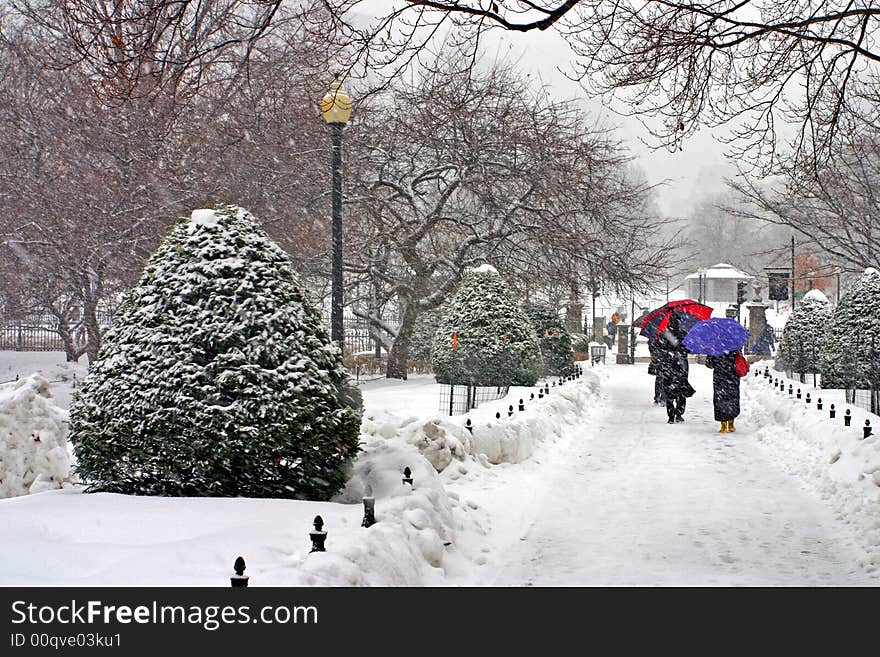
(0, 353), (602, 585)
(360, 371), (601, 469)
(741, 375), (880, 571)
(0, 374), (73, 498)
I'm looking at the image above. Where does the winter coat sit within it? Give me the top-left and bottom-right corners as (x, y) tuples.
(752, 328), (775, 356)
(654, 339), (694, 398)
(705, 351), (741, 421)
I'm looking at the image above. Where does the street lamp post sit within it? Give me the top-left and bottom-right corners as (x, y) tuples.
(321, 80), (353, 347)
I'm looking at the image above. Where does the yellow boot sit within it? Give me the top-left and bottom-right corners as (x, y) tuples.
(719, 421), (727, 433)
(728, 420), (736, 433)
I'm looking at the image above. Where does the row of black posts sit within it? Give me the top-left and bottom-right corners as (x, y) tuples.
(231, 364), (586, 586)
(758, 366), (873, 439)
(230, 467), (415, 587)
(462, 365), (584, 432)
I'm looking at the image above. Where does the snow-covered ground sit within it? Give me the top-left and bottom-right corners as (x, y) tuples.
(1, 350), (878, 585)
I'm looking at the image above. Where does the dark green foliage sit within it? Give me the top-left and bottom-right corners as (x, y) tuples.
(524, 303), (575, 376)
(69, 205), (362, 499)
(410, 308), (443, 361)
(820, 269), (880, 389)
(431, 266), (542, 386)
(778, 291), (831, 375)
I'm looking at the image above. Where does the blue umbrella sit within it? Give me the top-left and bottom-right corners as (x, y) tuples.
(682, 318), (749, 356)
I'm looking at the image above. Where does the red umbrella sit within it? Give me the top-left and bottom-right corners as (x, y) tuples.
(639, 299), (713, 340)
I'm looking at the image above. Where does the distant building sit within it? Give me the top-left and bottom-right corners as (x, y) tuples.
(685, 263), (754, 309)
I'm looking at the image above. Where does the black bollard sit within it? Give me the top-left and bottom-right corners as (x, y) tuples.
(530, 393), (535, 400)
(806, 393), (811, 404)
(545, 385), (550, 395)
(362, 497), (376, 528)
(508, 405), (514, 417)
(538, 391), (544, 399)
(844, 409), (851, 426)
(402, 466), (413, 486)
(230, 556), (249, 587)
(864, 419), (873, 439)
(817, 398), (823, 410)
(796, 388), (801, 399)
(519, 399), (525, 412)
(788, 384), (793, 396)
(465, 418), (473, 434)
(830, 404), (836, 419)
(495, 411), (501, 419)
(310, 516), (327, 553)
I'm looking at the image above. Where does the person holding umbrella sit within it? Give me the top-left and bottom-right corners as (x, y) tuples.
(705, 350), (749, 432)
(682, 317), (751, 433)
(654, 313), (695, 423)
(638, 300), (710, 418)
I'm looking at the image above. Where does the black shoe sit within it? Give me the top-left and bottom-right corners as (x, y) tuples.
(667, 418), (675, 424)
(675, 415), (684, 423)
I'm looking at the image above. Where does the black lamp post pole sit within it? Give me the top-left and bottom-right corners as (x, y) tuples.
(330, 121), (344, 346)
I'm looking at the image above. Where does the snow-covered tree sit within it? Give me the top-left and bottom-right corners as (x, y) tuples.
(778, 289), (831, 375)
(69, 206), (362, 499)
(524, 303), (574, 377)
(431, 265), (542, 386)
(820, 268), (880, 390)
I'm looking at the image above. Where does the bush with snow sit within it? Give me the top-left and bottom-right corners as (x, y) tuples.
(69, 205), (362, 499)
(820, 268), (880, 390)
(778, 289), (831, 375)
(0, 375), (72, 498)
(525, 303), (575, 376)
(431, 265), (542, 386)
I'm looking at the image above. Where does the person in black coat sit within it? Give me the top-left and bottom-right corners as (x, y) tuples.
(705, 350), (741, 433)
(655, 323), (694, 423)
(648, 338), (667, 405)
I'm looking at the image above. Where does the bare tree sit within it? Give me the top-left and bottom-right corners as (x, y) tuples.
(316, 0), (880, 171)
(729, 128), (880, 271)
(0, 14), (337, 359)
(344, 58), (677, 378)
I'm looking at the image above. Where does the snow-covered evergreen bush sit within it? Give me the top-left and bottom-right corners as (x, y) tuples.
(778, 289), (831, 374)
(69, 206), (362, 499)
(410, 308), (443, 361)
(524, 303), (575, 376)
(431, 265), (542, 386)
(820, 268), (880, 390)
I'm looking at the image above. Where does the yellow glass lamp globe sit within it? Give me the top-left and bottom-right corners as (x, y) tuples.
(321, 81), (352, 124)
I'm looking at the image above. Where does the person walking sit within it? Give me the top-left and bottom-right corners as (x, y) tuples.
(705, 349), (749, 432)
(655, 317), (694, 423)
(606, 316), (618, 348)
(752, 325), (775, 356)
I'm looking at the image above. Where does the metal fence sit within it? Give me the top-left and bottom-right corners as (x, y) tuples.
(0, 320), (64, 351)
(438, 384), (510, 416)
(777, 333), (880, 414)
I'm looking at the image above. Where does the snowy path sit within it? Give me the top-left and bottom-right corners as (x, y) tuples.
(470, 364), (874, 586)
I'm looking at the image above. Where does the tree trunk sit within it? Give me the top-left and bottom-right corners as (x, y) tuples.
(83, 296), (101, 364)
(386, 306), (418, 380)
(58, 322), (79, 362)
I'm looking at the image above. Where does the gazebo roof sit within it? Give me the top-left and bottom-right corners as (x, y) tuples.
(685, 263), (755, 280)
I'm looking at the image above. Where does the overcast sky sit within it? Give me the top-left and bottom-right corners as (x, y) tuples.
(485, 28), (736, 218)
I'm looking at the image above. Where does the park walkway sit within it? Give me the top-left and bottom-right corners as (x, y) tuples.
(477, 364), (874, 585)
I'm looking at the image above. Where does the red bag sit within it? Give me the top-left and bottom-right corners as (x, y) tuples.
(734, 350), (750, 377)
